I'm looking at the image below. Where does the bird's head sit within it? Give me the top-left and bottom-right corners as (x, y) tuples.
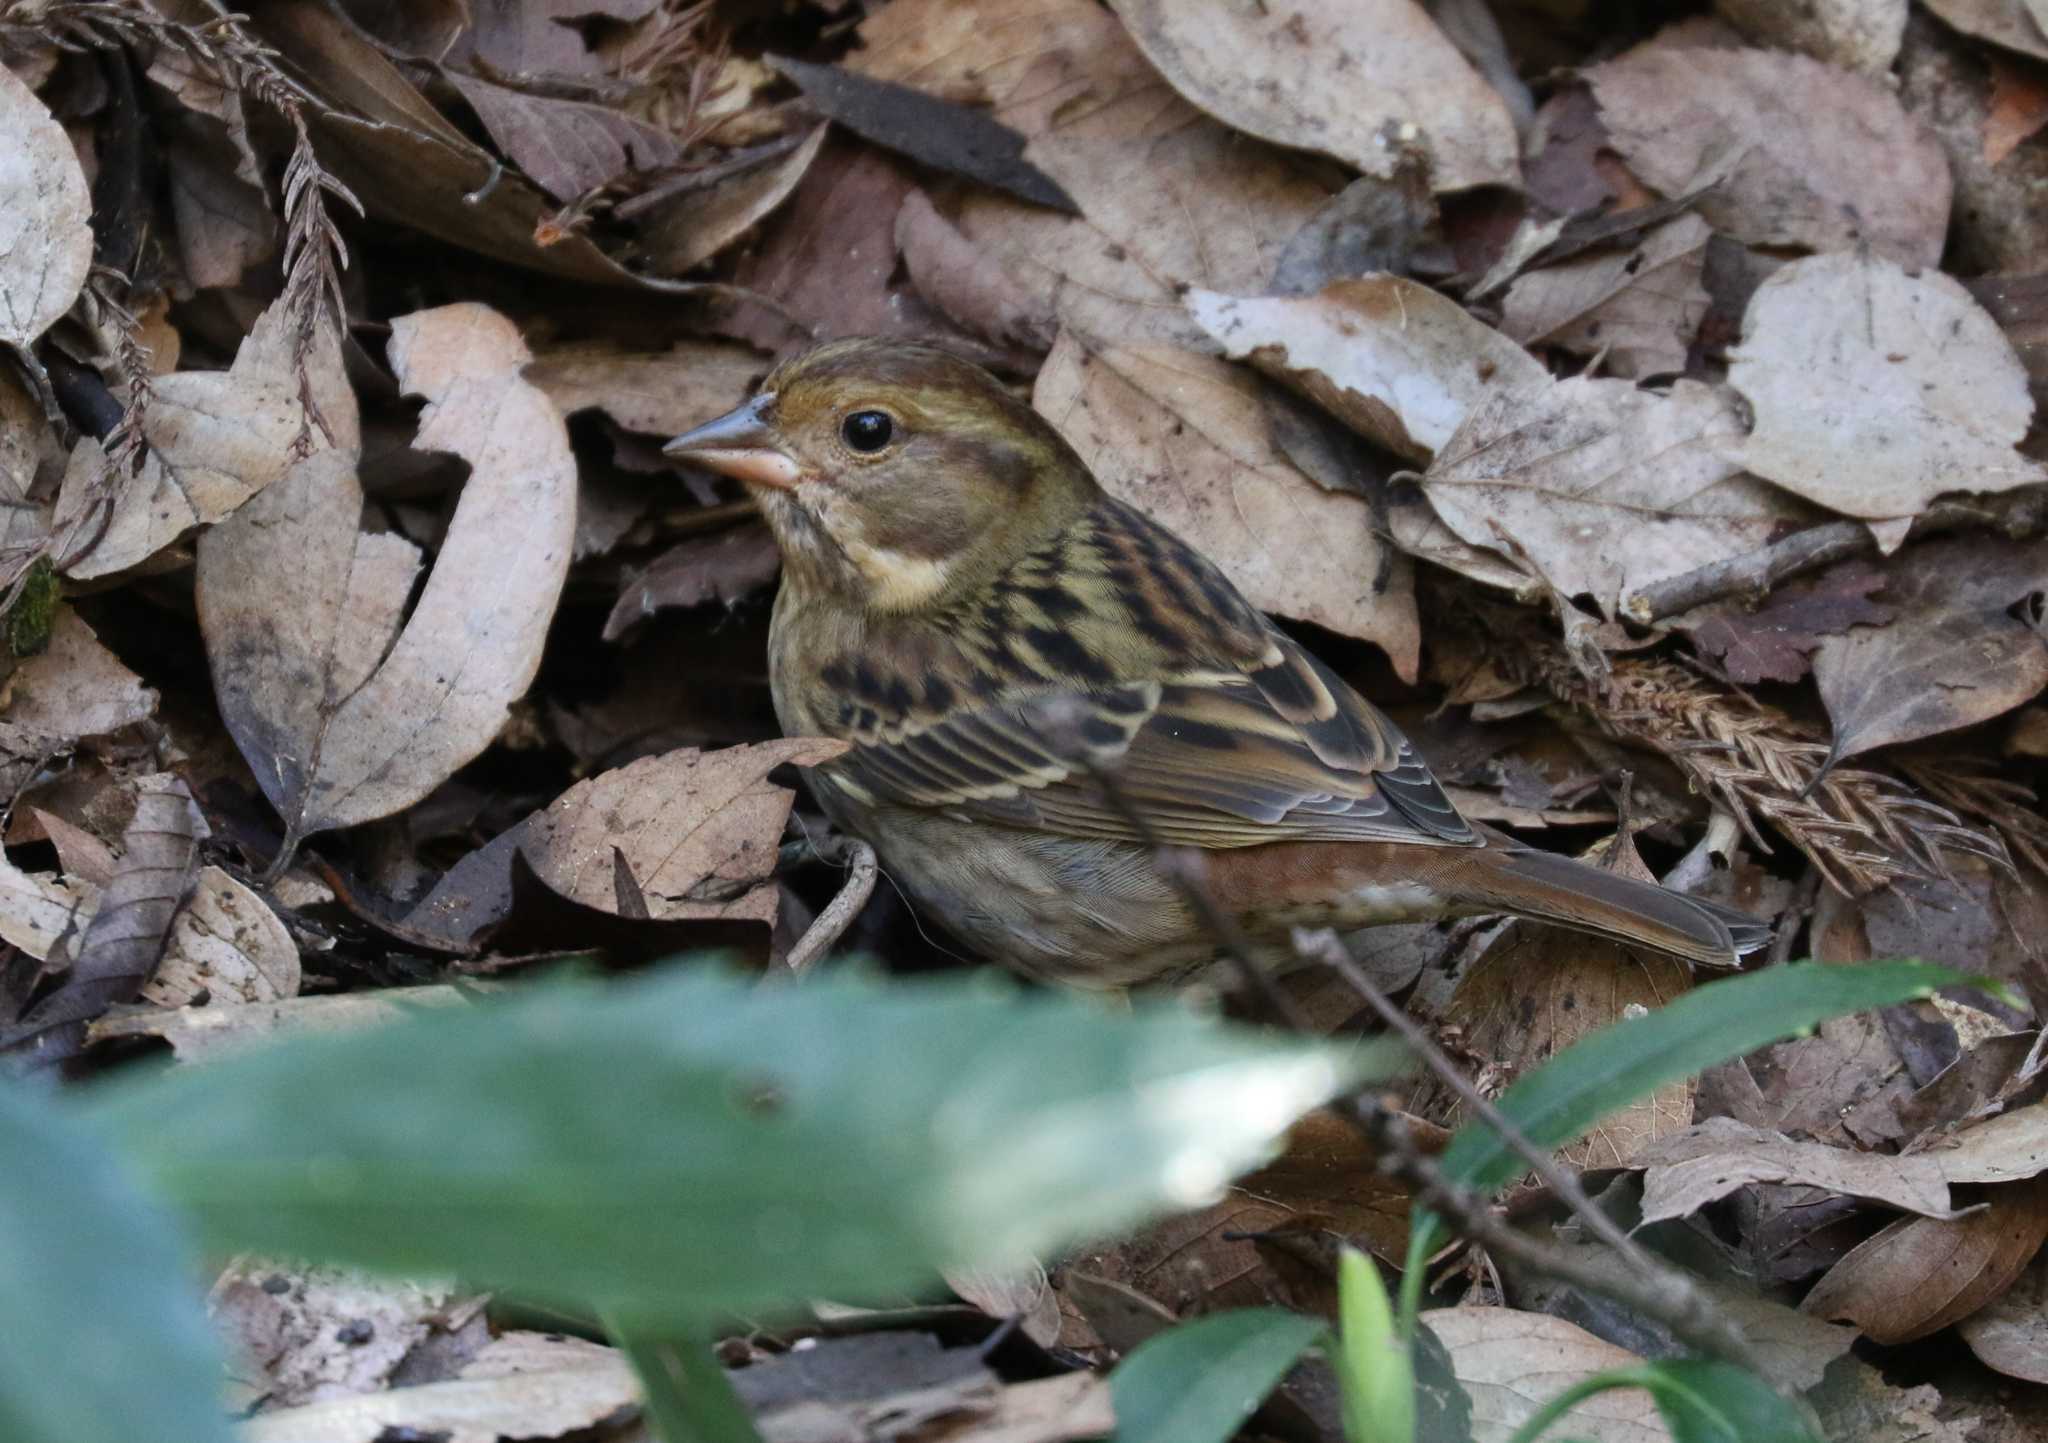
(665, 339), (1097, 612)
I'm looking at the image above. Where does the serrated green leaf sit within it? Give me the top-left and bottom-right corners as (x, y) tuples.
(0, 1080), (232, 1443)
(85, 965), (1388, 1324)
(1110, 1308), (1328, 1443)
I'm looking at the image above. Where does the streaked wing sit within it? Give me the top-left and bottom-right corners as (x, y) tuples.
(820, 633), (1476, 850)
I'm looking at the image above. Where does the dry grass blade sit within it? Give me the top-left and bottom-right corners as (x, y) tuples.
(1511, 644), (2009, 895)
(1895, 757), (2048, 877)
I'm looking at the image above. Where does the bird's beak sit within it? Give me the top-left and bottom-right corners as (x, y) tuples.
(663, 393), (805, 490)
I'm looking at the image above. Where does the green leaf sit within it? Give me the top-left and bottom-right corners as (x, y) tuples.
(86, 965), (1387, 1324)
(1110, 1309), (1328, 1443)
(1412, 960), (1965, 1265)
(1502, 1361), (1819, 1443)
(0, 1079), (232, 1443)
(604, 1316), (763, 1443)
(1337, 1248), (1415, 1443)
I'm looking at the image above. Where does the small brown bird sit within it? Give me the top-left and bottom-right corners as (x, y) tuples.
(667, 340), (1767, 988)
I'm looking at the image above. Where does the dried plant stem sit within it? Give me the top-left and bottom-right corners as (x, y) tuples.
(784, 839), (877, 974)
(1509, 643), (2009, 895)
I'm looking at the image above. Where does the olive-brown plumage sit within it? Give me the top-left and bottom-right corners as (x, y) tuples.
(668, 339), (1767, 987)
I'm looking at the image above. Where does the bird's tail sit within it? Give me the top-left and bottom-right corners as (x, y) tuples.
(1442, 843), (1772, 966)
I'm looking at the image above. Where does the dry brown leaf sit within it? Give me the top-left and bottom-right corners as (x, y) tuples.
(523, 337), (768, 438)
(1499, 213), (1712, 379)
(1713, 0), (1908, 71)
(852, 0), (1331, 348)
(1033, 333), (1421, 678)
(1810, 537), (2048, 760)
(1730, 253), (2048, 531)
(56, 297), (317, 581)
(637, 124), (827, 277)
(1641, 1118), (1960, 1223)
(1922, 0), (2048, 60)
(1, 774), (204, 1065)
(199, 304), (573, 849)
(1421, 838), (1696, 1169)
(142, 866), (300, 1010)
(1678, 559), (1895, 686)
(1586, 42), (1950, 267)
(446, 71), (681, 203)
(895, 189), (1056, 352)
(1111, 0), (1520, 192)
(1421, 1308), (1672, 1443)
(0, 62), (92, 348)
(603, 526), (780, 642)
(1902, 13), (2048, 276)
(1808, 1354), (1977, 1443)
(1802, 1176), (2048, 1343)
(1958, 1250), (2048, 1383)
(518, 739), (845, 926)
(1186, 280), (1550, 463)
(0, 607), (157, 741)
(1985, 56), (2048, 164)
(1419, 377), (1806, 615)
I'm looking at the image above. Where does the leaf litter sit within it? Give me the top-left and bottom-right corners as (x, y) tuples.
(3, 0), (2048, 1435)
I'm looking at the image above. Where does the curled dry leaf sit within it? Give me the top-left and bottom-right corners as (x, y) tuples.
(1186, 279), (1549, 463)
(56, 297), (317, 581)
(142, 866), (300, 1010)
(0, 774), (205, 1065)
(895, 189), (1056, 352)
(446, 71), (682, 204)
(1802, 1176), (2048, 1344)
(603, 526), (781, 642)
(1111, 0), (1519, 192)
(1958, 1251), (2048, 1383)
(0, 61), (92, 348)
(1499, 213), (1713, 379)
(852, 0), (1331, 348)
(1730, 253), (2048, 531)
(519, 739), (847, 925)
(1586, 42), (1950, 267)
(1637, 1106), (2048, 1224)
(1810, 536), (2048, 761)
(198, 304), (574, 849)
(1419, 377), (1808, 616)
(1420, 1308), (1672, 1443)
(637, 124), (828, 278)
(1033, 333), (1421, 678)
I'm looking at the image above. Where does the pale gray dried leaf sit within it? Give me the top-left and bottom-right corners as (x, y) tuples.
(0, 844), (93, 962)
(1811, 536), (2048, 759)
(55, 296), (322, 580)
(1, 774), (204, 1065)
(1112, 0), (1519, 192)
(852, 0), (1331, 348)
(1587, 43), (1950, 267)
(1500, 213), (1712, 379)
(1034, 333), (1421, 678)
(0, 62), (91, 348)
(523, 338), (768, 438)
(1921, 0), (2048, 59)
(520, 740), (847, 926)
(142, 866), (300, 1010)
(0, 607), (157, 741)
(89, 983), (485, 1063)
(1732, 254), (2047, 530)
(1714, 0), (1908, 71)
(1187, 280), (1549, 463)
(1421, 1308), (1671, 1443)
(1420, 377), (1808, 615)
(1958, 1250), (2048, 1383)
(448, 71), (681, 203)
(198, 305), (574, 846)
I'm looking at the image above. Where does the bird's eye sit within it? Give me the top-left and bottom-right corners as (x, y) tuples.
(841, 410), (894, 453)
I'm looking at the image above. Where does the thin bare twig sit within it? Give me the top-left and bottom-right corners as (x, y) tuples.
(785, 839), (877, 974)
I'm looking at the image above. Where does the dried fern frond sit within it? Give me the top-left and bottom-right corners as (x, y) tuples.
(1511, 647), (2010, 895)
